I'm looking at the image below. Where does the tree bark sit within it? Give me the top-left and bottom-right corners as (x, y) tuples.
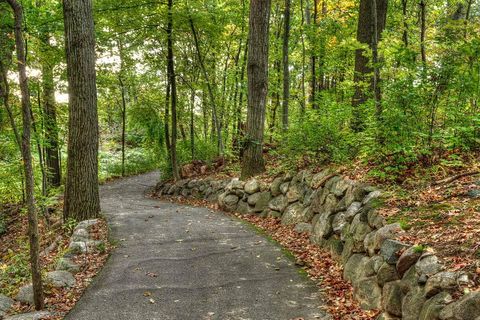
(167, 0), (180, 181)
(419, 0), (426, 66)
(241, 0), (271, 180)
(6, 0), (45, 310)
(282, 0), (291, 131)
(351, 0), (388, 132)
(63, 0), (100, 220)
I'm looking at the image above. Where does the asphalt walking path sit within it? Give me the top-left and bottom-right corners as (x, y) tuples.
(65, 172), (330, 320)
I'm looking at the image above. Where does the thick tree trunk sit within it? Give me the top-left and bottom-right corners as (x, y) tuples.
(41, 36), (61, 188)
(351, 0), (388, 132)
(6, 0), (45, 310)
(63, 0), (100, 220)
(167, 0), (180, 181)
(282, 0), (291, 131)
(241, 0), (271, 180)
(164, 79), (171, 159)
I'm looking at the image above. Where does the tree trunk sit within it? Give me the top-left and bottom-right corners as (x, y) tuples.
(351, 0), (388, 132)
(40, 36), (61, 188)
(241, 0), (271, 180)
(63, 0), (100, 220)
(167, 0), (180, 181)
(6, 0), (45, 310)
(119, 76), (127, 177)
(190, 88), (195, 161)
(189, 18), (224, 157)
(419, 0), (426, 66)
(164, 78), (171, 159)
(282, 0), (291, 131)
(310, 0), (318, 109)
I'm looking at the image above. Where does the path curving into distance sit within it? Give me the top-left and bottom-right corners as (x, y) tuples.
(65, 172), (330, 320)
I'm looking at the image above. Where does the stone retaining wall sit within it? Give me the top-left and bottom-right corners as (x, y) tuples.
(156, 170), (480, 320)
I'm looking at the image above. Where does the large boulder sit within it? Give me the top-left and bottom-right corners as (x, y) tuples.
(0, 294), (13, 317)
(294, 222), (313, 234)
(402, 285), (426, 320)
(310, 169), (333, 189)
(343, 254), (372, 284)
(345, 202), (362, 222)
(56, 257), (80, 273)
(424, 272), (458, 298)
(354, 276), (383, 310)
(253, 192), (272, 213)
(223, 194), (240, 211)
(439, 291), (480, 320)
(244, 179), (260, 194)
(15, 284), (34, 305)
(382, 280), (404, 317)
(281, 202), (306, 225)
(377, 262), (400, 287)
(396, 246), (423, 278)
(268, 195), (288, 212)
(416, 254), (443, 280)
(380, 239), (409, 265)
(46, 270), (76, 288)
(270, 177), (283, 196)
(419, 292), (452, 320)
(286, 184), (303, 203)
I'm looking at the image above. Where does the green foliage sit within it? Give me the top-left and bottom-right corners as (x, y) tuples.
(413, 244), (427, 254)
(0, 244), (31, 296)
(62, 217), (78, 235)
(99, 148), (159, 182)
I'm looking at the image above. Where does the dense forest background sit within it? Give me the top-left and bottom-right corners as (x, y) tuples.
(1, 0), (479, 206)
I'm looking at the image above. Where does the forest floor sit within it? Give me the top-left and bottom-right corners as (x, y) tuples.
(0, 203), (111, 319)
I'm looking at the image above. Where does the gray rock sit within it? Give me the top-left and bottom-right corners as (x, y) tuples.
(382, 280), (403, 317)
(71, 228), (89, 242)
(419, 292), (452, 320)
(294, 222), (313, 234)
(324, 176), (341, 191)
(236, 200), (251, 215)
(4, 311), (51, 320)
(268, 195), (288, 212)
(373, 223), (404, 254)
(364, 230), (377, 256)
(424, 272), (458, 298)
(363, 190), (382, 205)
(402, 285), (426, 320)
(416, 254), (443, 279)
(286, 184), (303, 203)
(180, 188), (190, 197)
(46, 270), (76, 288)
(467, 189), (480, 199)
(302, 188), (314, 206)
(15, 284), (33, 305)
(439, 291), (480, 320)
(56, 257), (80, 273)
(280, 182), (290, 195)
(330, 178), (351, 197)
(377, 262), (399, 287)
(354, 276), (383, 310)
(368, 255), (385, 274)
(312, 212), (335, 241)
(0, 294), (13, 316)
(310, 169), (333, 189)
(318, 194), (338, 217)
(332, 212), (347, 234)
(345, 202), (362, 222)
(351, 215), (373, 248)
(247, 193), (260, 206)
(74, 219), (100, 233)
(344, 254), (371, 284)
(396, 246), (423, 278)
(281, 202), (306, 225)
(311, 188), (330, 213)
(223, 194), (240, 211)
(244, 179), (260, 194)
(225, 178), (245, 191)
(264, 209), (282, 218)
(270, 177), (283, 196)
(252, 192), (271, 213)
(380, 239), (409, 265)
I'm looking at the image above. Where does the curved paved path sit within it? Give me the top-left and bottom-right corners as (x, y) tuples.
(65, 172), (330, 320)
